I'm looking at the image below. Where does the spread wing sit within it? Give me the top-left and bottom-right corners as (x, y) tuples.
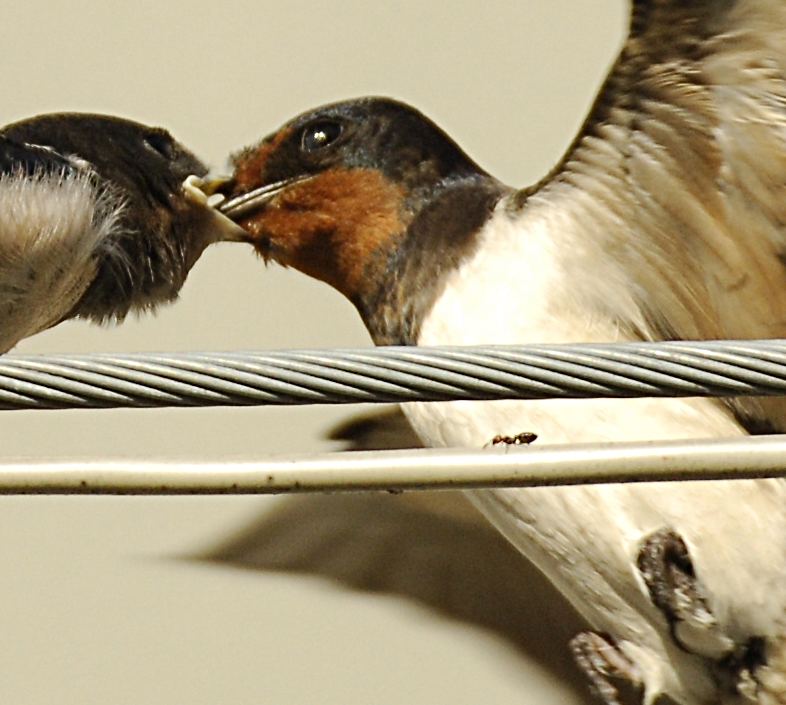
(518, 0), (786, 431)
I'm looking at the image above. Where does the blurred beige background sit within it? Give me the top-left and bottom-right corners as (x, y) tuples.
(0, 1), (627, 703)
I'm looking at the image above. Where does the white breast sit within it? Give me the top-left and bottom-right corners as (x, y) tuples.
(413, 200), (740, 446)
(405, 203), (786, 705)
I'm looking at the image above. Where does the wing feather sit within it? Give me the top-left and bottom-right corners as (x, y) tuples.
(518, 0), (786, 430)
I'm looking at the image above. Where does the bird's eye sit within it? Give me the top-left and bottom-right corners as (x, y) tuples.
(144, 131), (175, 160)
(301, 121), (343, 152)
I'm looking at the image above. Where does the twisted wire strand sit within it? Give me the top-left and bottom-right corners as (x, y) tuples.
(2, 339), (786, 411)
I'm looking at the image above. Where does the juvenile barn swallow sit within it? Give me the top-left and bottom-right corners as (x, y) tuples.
(0, 114), (241, 352)
(221, 2), (786, 704)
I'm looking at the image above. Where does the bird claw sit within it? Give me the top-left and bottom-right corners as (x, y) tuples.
(488, 432), (538, 446)
(718, 638), (768, 702)
(636, 528), (734, 659)
(570, 631), (642, 705)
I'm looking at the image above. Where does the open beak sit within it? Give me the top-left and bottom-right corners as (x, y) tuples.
(183, 174), (234, 205)
(182, 175), (249, 242)
(218, 176), (313, 221)
(199, 175), (234, 197)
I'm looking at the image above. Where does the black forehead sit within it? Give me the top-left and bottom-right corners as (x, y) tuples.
(260, 97), (486, 184)
(288, 97), (463, 153)
(288, 97), (418, 127)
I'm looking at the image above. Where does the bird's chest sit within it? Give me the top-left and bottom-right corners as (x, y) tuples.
(410, 212), (737, 446)
(403, 212), (786, 657)
(417, 213), (592, 350)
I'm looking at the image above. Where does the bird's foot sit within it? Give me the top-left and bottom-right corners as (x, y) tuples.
(488, 431), (538, 446)
(636, 528), (733, 659)
(718, 637), (769, 702)
(570, 631), (642, 705)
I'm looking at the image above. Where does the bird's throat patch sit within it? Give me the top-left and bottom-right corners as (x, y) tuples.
(240, 167), (408, 300)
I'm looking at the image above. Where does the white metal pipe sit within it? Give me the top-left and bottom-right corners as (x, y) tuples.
(1, 435), (786, 494)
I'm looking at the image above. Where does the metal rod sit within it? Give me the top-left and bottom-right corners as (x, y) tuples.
(2, 435), (786, 495)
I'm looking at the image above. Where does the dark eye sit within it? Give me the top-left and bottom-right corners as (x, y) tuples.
(301, 121), (343, 152)
(144, 131), (175, 160)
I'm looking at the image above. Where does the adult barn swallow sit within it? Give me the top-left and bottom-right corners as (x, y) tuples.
(0, 113), (241, 352)
(221, 2), (786, 704)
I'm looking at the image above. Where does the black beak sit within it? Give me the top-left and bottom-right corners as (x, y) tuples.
(218, 176), (312, 221)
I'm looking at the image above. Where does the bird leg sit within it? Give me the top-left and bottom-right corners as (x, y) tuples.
(570, 631), (643, 705)
(488, 431), (538, 446)
(636, 528), (733, 659)
(716, 637), (768, 702)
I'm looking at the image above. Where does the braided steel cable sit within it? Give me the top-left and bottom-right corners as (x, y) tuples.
(2, 339), (786, 411)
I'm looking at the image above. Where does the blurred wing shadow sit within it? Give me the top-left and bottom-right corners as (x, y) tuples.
(202, 408), (593, 702)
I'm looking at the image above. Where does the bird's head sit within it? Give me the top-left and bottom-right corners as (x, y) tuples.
(219, 98), (507, 330)
(0, 113), (244, 322)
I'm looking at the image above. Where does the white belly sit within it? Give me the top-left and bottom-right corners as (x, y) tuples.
(407, 209), (786, 704)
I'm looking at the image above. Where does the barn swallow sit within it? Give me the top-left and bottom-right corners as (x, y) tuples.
(220, 2), (786, 704)
(0, 113), (242, 352)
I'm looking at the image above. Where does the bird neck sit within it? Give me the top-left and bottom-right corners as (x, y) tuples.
(71, 202), (213, 323)
(357, 175), (509, 345)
